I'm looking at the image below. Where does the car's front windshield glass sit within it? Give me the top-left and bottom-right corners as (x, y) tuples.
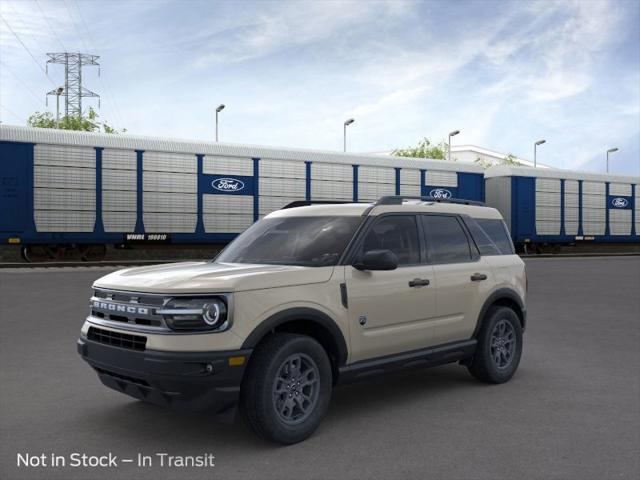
(215, 216), (362, 267)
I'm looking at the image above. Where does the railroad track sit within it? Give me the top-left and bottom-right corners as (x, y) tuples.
(1, 252), (639, 268)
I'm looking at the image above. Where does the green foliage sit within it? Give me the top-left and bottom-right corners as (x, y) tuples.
(475, 153), (523, 169)
(27, 107), (125, 134)
(392, 138), (449, 160)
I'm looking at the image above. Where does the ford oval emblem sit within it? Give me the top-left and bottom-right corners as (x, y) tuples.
(429, 188), (452, 199)
(212, 178), (245, 192)
(611, 197), (628, 208)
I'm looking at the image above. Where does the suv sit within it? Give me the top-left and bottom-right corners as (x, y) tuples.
(78, 196), (526, 444)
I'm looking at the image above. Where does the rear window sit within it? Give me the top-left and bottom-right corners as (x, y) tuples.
(422, 215), (473, 263)
(467, 218), (515, 255)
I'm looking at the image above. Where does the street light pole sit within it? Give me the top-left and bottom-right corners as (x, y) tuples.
(215, 104), (225, 142)
(447, 130), (460, 162)
(343, 118), (354, 152)
(55, 87), (64, 128)
(534, 139), (546, 168)
(606, 148), (618, 173)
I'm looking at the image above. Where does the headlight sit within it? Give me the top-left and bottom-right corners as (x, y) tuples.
(158, 297), (229, 332)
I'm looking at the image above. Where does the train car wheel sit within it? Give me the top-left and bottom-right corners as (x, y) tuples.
(79, 245), (107, 262)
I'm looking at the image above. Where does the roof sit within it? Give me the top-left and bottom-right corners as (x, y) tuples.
(0, 124), (484, 173)
(484, 164), (639, 184)
(451, 145), (552, 168)
(267, 200), (503, 220)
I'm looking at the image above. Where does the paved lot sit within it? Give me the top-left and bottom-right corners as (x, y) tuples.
(1, 257), (639, 480)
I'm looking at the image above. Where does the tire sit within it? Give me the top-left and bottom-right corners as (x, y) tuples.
(467, 306), (523, 384)
(240, 333), (332, 444)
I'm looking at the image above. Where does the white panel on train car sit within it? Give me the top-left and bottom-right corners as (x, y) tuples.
(535, 178), (561, 193)
(582, 195), (605, 208)
(564, 207), (579, 235)
(358, 182), (396, 202)
(358, 166), (395, 184)
(34, 189), (95, 211)
(609, 209), (632, 235)
(102, 149), (136, 170)
(564, 180), (579, 193)
(259, 177), (305, 197)
(400, 184), (421, 196)
(565, 221), (579, 235)
(636, 188), (640, 232)
(582, 222), (605, 235)
(582, 181), (605, 195)
(204, 156), (253, 176)
(259, 196), (301, 215)
(143, 171), (196, 193)
(311, 181), (353, 200)
(103, 211), (136, 232)
(144, 192), (197, 213)
(401, 169), (421, 186)
(103, 169), (136, 191)
(535, 221), (560, 235)
(203, 194), (253, 215)
(34, 210), (95, 232)
(260, 159), (306, 179)
(311, 163), (352, 181)
(425, 170), (457, 187)
(102, 191), (136, 211)
(203, 214), (254, 233)
(144, 151), (196, 173)
(34, 144), (95, 168)
(535, 191), (561, 206)
(609, 183), (632, 196)
(144, 213), (197, 232)
(34, 165), (95, 190)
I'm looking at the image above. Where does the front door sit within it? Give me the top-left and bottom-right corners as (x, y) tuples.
(345, 214), (436, 362)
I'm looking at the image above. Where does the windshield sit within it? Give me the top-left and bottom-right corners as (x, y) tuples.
(215, 216), (362, 267)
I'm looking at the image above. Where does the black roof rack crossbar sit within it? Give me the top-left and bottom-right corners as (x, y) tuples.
(375, 196), (485, 206)
(281, 200), (358, 209)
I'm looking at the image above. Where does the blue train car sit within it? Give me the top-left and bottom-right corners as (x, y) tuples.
(485, 165), (639, 251)
(0, 125), (485, 261)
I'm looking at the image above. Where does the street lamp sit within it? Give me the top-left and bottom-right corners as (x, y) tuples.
(606, 147), (618, 173)
(215, 104), (225, 142)
(534, 139), (546, 168)
(343, 118), (355, 152)
(55, 87), (64, 128)
(447, 130), (460, 162)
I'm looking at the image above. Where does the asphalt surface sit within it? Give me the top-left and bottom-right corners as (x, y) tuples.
(1, 257), (639, 480)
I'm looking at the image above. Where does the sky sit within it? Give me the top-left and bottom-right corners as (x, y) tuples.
(0, 0), (639, 175)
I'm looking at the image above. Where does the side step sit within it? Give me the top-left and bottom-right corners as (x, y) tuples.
(337, 339), (476, 384)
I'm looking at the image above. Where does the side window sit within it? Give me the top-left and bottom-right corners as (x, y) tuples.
(422, 215), (472, 263)
(462, 217), (501, 256)
(359, 215), (420, 265)
(476, 219), (515, 255)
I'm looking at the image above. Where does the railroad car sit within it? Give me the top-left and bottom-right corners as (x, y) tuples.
(484, 165), (639, 253)
(0, 125), (485, 261)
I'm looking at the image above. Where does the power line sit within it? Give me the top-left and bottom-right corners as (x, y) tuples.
(0, 59), (44, 104)
(0, 13), (56, 86)
(71, 0), (126, 127)
(0, 103), (24, 123)
(33, 0), (68, 52)
(62, 0), (90, 52)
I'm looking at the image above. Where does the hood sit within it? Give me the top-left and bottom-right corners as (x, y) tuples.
(93, 261), (335, 294)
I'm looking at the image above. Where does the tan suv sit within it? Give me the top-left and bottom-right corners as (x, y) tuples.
(78, 196), (527, 444)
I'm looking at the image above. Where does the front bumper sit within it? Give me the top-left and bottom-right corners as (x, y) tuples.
(77, 336), (252, 414)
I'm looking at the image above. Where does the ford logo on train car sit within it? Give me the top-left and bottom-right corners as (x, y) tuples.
(429, 188), (452, 199)
(611, 197), (629, 208)
(212, 178), (245, 192)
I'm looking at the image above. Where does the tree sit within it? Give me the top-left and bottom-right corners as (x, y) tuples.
(474, 152), (523, 169)
(392, 138), (449, 160)
(27, 107), (125, 133)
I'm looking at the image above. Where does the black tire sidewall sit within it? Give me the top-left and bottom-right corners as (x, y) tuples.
(476, 307), (523, 383)
(245, 334), (332, 444)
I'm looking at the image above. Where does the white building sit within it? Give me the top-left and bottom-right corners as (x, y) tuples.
(450, 145), (551, 168)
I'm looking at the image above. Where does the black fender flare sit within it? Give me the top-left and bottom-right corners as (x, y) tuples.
(472, 288), (526, 338)
(241, 307), (349, 367)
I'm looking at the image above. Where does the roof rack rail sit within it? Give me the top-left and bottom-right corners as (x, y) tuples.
(375, 195), (485, 206)
(281, 200), (357, 209)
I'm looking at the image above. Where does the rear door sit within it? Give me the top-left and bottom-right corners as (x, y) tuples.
(0, 142), (30, 233)
(421, 214), (493, 344)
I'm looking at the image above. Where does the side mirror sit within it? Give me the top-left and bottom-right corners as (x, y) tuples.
(353, 249), (398, 271)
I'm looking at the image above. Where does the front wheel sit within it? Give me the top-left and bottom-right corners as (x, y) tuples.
(240, 333), (332, 444)
(467, 306), (523, 384)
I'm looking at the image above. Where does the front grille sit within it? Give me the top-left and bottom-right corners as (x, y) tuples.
(90, 288), (169, 332)
(87, 326), (147, 351)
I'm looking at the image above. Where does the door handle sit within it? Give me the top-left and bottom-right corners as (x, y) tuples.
(409, 278), (430, 287)
(470, 273), (488, 282)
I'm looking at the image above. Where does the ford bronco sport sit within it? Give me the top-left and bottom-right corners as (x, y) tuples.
(78, 196), (526, 444)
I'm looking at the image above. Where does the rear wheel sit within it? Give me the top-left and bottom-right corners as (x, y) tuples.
(467, 306), (522, 384)
(240, 333), (332, 444)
